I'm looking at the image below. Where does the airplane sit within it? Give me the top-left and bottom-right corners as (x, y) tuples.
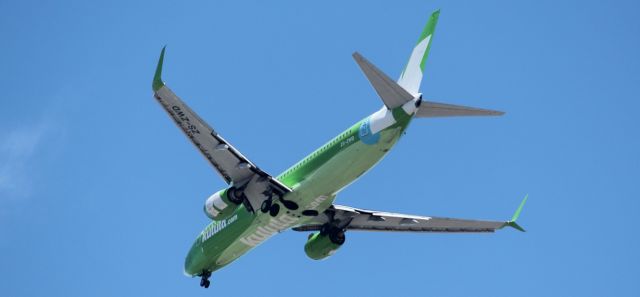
(151, 9), (527, 289)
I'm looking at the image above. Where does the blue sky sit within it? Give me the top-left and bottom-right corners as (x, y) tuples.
(1, 0), (639, 296)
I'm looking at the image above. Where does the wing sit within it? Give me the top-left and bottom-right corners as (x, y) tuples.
(152, 47), (290, 208)
(293, 197), (527, 233)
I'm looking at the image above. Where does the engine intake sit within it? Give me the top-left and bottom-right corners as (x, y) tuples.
(204, 188), (242, 220)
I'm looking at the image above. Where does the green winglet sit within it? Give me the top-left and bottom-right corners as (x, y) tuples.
(503, 194), (528, 232)
(505, 221), (526, 232)
(152, 46), (166, 92)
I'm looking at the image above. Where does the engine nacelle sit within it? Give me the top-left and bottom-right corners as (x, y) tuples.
(304, 231), (345, 260)
(204, 188), (242, 220)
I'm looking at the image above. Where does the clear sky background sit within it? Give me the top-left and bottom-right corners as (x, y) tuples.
(1, 0), (639, 296)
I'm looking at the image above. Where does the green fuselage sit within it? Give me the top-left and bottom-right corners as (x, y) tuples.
(183, 105), (414, 276)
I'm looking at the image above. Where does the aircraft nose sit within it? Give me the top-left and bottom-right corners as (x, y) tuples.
(183, 255), (192, 276)
(183, 245), (200, 276)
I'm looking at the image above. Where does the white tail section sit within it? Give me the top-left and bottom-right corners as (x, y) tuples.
(397, 10), (440, 96)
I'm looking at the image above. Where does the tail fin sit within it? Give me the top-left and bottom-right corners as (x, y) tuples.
(353, 10), (505, 117)
(397, 10), (440, 95)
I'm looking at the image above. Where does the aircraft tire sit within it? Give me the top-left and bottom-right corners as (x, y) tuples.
(329, 230), (346, 245)
(269, 203), (280, 217)
(261, 199), (272, 213)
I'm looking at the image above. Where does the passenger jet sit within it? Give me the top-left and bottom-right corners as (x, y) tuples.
(151, 10), (526, 288)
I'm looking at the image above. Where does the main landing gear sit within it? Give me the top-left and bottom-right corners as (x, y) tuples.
(259, 190), (299, 217)
(260, 196), (280, 217)
(260, 193), (299, 217)
(320, 224), (346, 245)
(199, 270), (211, 289)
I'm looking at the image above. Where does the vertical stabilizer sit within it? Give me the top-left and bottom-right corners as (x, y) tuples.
(397, 10), (440, 95)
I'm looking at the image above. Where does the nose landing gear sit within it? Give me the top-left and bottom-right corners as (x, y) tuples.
(199, 270), (211, 288)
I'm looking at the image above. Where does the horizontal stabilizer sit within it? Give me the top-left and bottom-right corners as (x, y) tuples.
(416, 100), (505, 118)
(353, 52), (415, 109)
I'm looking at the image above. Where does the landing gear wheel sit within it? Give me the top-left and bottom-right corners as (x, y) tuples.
(199, 270), (212, 289)
(260, 199), (272, 213)
(269, 203), (280, 217)
(329, 230), (346, 245)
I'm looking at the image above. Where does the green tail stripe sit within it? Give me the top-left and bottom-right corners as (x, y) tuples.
(417, 9), (440, 44)
(153, 46), (166, 92)
(418, 9), (440, 71)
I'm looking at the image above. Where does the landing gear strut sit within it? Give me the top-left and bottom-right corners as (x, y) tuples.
(318, 207), (349, 245)
(199, 270), (211, 289)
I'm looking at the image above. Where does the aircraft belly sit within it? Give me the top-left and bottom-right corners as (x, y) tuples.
(214, 212), (301, 266)
(299, 128), (402, 199)
(189, 126), (405, 275)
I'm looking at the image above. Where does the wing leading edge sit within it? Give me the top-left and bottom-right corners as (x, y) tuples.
(293, 196), (528, 233)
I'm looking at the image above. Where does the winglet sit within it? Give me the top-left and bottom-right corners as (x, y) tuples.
(503, 194), (528, 232)
(153, 46), (166, 92)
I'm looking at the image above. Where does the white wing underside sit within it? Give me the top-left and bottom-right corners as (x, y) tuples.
(293, 204), (507, 233)
(153, 85), (290, 209)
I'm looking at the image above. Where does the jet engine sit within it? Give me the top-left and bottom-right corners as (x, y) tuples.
(203, 187), (244, 220)
(304, 230), (345, 260)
